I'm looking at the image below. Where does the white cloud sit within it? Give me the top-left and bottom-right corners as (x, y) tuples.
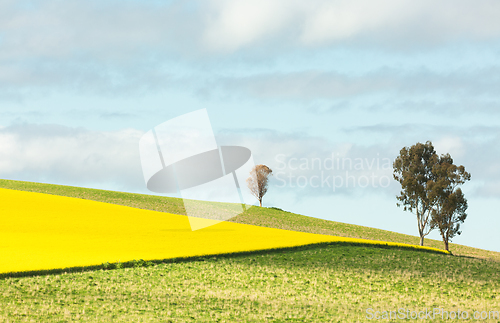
(203, 0), (500, 52)
(203, 0), (297, 52)
(2, 0), (500, 60)
(2, 0), (500, 100)
(0, 0), (195, 60)
(0, 124), (146, 191)
(197, 68), (500, 110)
(299, 0), (411, 44)
(434, 136), (465, 159)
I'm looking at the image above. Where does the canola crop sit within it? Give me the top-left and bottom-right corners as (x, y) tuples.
(0, 188), (449, 274)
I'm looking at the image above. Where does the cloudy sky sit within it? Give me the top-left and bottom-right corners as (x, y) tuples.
(1, 0), (499, 251)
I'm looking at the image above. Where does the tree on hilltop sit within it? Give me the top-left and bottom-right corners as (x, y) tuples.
(430, 154), (470, 252)
(247, 164), (272, 207)
(393, 141), (470, 249)
(393, 141), (439, 246)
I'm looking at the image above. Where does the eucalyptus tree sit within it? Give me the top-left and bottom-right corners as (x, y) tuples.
(430, 154), (471, 252)
(393, 141), (470, 248)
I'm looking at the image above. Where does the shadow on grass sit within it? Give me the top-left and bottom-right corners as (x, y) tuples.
(0, 241), (451, 280)
(454, 254), (489, 261)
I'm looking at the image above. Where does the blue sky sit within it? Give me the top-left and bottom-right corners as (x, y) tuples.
(1, 0), (500, 251)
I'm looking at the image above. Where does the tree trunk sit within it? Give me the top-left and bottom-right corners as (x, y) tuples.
(419, 235), (424, 246)
(440, 232), (450, 252)
(259, 199), (262, 207)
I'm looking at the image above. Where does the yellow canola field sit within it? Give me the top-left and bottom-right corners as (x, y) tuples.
(0, 188), (448, 274)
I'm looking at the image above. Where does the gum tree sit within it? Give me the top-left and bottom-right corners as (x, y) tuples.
(430, 154), (471, 252)
(394, 141), (470, 248)
(393, 141), (441, 246)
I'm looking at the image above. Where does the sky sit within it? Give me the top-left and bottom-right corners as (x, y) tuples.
(1, 0), (500, 251)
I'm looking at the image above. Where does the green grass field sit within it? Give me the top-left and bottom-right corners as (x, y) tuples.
(1, 179), (499, 322)
(1, 244), (499, 322)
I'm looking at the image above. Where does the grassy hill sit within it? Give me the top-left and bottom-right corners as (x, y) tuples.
(1, 179), (498, 261)
(1, 239), (499, 321)
(1, 179), (499, 322)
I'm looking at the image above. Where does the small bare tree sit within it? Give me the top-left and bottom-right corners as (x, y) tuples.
(246, 164), (272, 207)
